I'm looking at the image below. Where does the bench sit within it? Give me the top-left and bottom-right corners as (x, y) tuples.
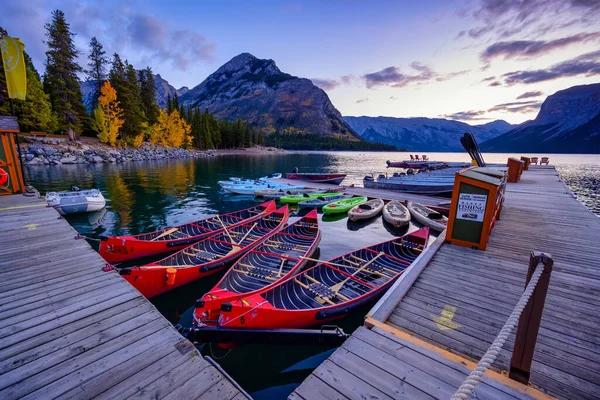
(29, 131), (48, 137)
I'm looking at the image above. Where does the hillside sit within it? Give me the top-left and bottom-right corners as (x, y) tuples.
(179, 53), (357, 139)
(481, 83), (600, 153)
(344, 116), (513, 151)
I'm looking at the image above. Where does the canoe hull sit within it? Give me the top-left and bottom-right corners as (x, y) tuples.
(382, 200), (411, 228)
(195, 210), (321, 325)
(218, 280), (396, 329)
(99, 201), (276, 264)
(218, 228), (430, 330)
(407, 201), (448, 232)
(348, 198), (384, 221)
(285, 173), (346, 185)
(119, 206), (290, 298)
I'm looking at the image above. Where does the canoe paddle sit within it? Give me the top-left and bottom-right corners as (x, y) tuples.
(151, 227), (178, 241)
(330, 252), (385, 293)
(226, 222), (258, 256)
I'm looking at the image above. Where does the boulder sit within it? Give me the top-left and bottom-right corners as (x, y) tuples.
(59, 156), (77, 164)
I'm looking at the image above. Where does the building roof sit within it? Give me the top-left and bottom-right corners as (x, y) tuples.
(0, 116), (20, 132)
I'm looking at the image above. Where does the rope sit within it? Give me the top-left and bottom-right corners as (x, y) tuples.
(209, 342), (232, 360)
(74, 234), (101, 242)
(451, 265), (545, 400)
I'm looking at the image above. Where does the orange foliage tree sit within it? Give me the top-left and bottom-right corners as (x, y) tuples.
(92, 81), (124, 146)
(149, 109), (192, 148)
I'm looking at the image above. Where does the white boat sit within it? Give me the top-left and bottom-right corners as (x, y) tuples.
(46, 188), (106, 215)
(363, 169), (459, 195)
(348, 198), (384, 221)
(223, 184), (304, 195)
(220, 173), (282, 186)
(382, 200), (411, 228)
(407, 201), (448, 232)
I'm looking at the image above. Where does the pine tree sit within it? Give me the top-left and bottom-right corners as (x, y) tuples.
(92, 80), (124, 146)
(85, 37), (108, 109)
(172, 94), (179, 113)
(43, 10), (86, 133)
(123, 62), (147, 140)
(166, 93), (172, 113)
(139, 67), (159, 125)
(15, 67), (55, 132)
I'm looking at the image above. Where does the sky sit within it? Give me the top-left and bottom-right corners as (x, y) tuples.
(2, 0), (600, 124)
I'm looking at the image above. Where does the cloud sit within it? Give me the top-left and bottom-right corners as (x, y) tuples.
(458, 0), (600, 41)
(356, 98), (369, 103)
(340, 75), (357, 84)
(489, 81), (502, 86)
(481, 32), (600, 63)
(1, 1), (215, 73)
(481, 76), (496, 82)
(311, 78), (340, 91)
(516, 90), (544, 99)
(487, 100), (542, 113)
(363, 62), (466, 89)
(441, 110), (489, 121)
(500, 49), (600, 84)
(389, 96), (400, 100)
(442, 99), (542, 121)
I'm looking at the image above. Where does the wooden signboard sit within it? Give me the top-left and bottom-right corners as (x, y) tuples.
(0, 132), (25, 195)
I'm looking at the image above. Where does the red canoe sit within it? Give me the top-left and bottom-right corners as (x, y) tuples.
(193, 209), (321, 326)
(217, 227), (430, 329)
(118, 206), (290, 298)
(285, 173), (346, 185)
(99, 200), (276, 264)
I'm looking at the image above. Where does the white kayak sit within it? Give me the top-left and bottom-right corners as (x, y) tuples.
(46, 188), (106, 215)
(348, 198), (384, 221)
(407, 201), (448, 232)
(382, 200), (411, 228)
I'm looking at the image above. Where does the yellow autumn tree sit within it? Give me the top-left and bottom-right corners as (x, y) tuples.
(92, 81), (124, 147)
(149, 109), (192, 148)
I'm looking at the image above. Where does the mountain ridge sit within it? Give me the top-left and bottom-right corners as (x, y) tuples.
(179, 53), (358, 139)
(481, 83), (600, 153)
(344, 116), (514, 151)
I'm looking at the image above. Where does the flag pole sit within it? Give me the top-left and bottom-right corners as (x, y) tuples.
(9, 98), (27, 191)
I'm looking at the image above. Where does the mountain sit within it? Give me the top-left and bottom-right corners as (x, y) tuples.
(475, 120), (515, 135)
(177, 86), (189, 96)
(344, 116), (513, 151)
(179, 53), (357, 139)
(80, 73), (184, 111)
(481, 83), (600, 153)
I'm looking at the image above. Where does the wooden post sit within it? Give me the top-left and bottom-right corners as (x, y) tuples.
(509, 251), (553, 384)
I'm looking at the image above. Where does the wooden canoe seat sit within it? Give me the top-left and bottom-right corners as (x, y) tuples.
(187, 250), (221, 261)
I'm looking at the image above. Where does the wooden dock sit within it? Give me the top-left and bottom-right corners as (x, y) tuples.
(0, 194), (248, 399)
(291, 166), (600, 400)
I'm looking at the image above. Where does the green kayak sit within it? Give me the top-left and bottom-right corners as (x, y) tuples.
(323, 196), (368, 214)
(279, 192), (342, 204)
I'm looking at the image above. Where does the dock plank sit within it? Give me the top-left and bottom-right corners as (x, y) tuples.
(0, 193), (243, 400)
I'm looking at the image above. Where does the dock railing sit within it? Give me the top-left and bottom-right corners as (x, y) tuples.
(452, 251), (554, 399)
(509, 251), (554, 384)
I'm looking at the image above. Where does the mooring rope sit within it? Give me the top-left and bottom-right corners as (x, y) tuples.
(451, 265), (545, 400)
(74, 234), (101, 242)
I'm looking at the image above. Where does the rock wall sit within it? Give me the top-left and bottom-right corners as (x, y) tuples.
(20, 138), (205, 166)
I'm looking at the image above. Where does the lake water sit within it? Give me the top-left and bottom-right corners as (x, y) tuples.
(23, 151), (600, 398)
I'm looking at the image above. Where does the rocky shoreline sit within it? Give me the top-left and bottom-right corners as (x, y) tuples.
(19, 137), (285, 166)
